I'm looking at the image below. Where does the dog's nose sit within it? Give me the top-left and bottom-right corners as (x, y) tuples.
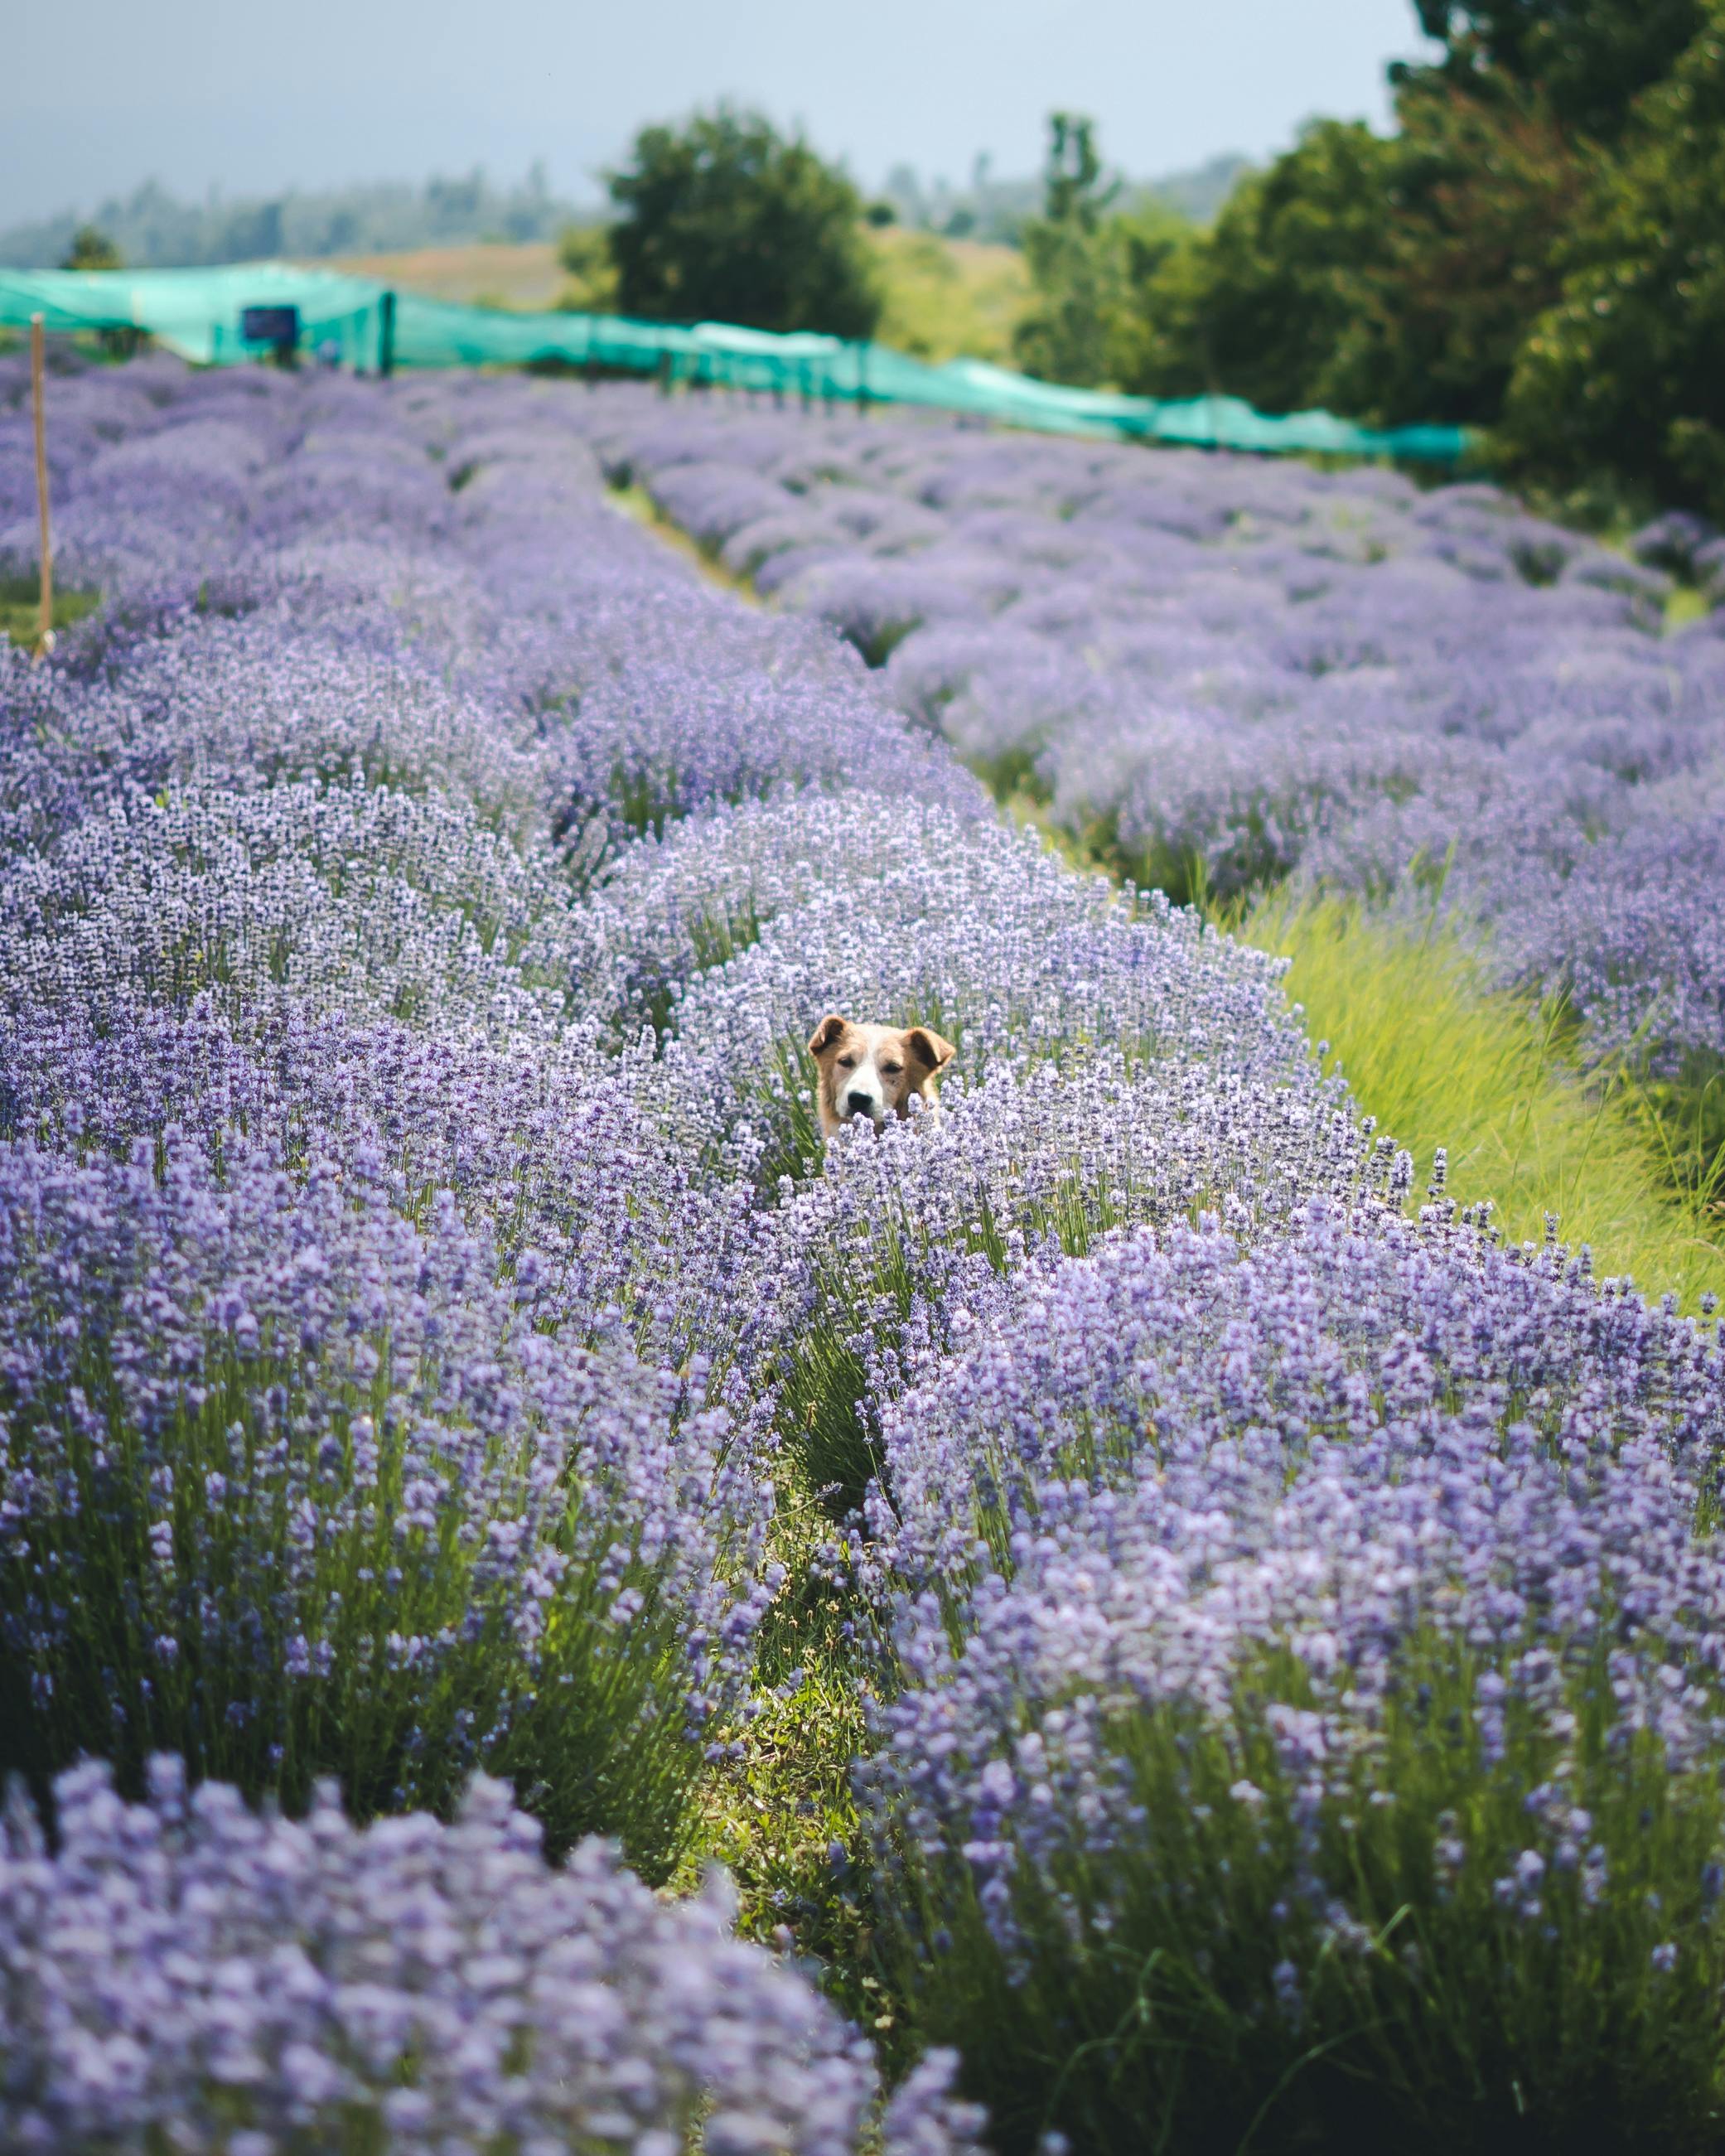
(846, 1090), (877, 1118)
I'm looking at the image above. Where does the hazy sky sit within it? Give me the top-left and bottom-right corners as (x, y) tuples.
(8, 0), (1439, 221)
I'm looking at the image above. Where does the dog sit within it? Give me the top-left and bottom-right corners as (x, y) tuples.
(807, 1014), (956, 1140)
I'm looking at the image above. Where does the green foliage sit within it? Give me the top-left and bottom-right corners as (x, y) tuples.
(1115, 120), (1399, 413)
(1409, 0), (1703, 139)
(1322, 73), (1587, 426)
(1013, 115), (1128, 389)
(0, 581), (101, 647)
(1501, 1), (1725, 515)
(555, 220), (619, 313)
(1109, 2), (1718, 483)
(60, 225), (123, 272)
(606, 105), (882, 339)
(1115, 82), (1582, 427)
(869, 229), (1032, 366)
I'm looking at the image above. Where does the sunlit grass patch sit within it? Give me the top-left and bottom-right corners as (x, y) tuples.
(610, 481), (759, 597)
(1249, 887), (1725, 1309)
(984, 782), (1725, 1310)
(1665, 584), (1714, 631)
(0, 577), (100, 645)
(689, 1481), (881, 1995)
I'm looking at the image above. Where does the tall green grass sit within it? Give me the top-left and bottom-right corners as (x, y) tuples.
(1249, 888), (1725, 1309)
(0, 578), (100, 646)
(987, 763), (1725, 1311)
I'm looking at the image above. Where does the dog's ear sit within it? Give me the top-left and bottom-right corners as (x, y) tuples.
(808, 1013), (849, 1058)
(905, 1026), (956, 1072)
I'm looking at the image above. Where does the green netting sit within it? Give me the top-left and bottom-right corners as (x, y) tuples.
(0, 260), (1471, 464)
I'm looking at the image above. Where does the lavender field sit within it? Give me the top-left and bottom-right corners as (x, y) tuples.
(589, 393), (1725, 1093)
(2, 354), (1725, 2155)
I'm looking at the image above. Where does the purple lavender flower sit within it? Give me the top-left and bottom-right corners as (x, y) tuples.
(0, 1757), (985, 2156)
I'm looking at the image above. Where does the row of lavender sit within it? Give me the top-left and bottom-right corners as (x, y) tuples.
(2, 355), (1725, 2151)
(582, 389), (1725, 1085)
(0, 350), (992, 2155)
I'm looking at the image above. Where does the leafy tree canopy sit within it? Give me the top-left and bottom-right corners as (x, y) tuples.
(60, 225), (123, 272)
(1408, 0), (1703, 138)
(606, 105), (881, 340)
(1013, 114), (1126, 388)
(1503, 0), (1725, 511)
(1321, 71), (1587, 425)
(1113, 120), (1398, 413)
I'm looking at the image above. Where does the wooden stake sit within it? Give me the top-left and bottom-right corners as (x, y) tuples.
(30, 313), (53, 658)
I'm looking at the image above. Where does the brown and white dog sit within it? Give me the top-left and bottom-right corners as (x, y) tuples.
(808, 1014), (956, 1139)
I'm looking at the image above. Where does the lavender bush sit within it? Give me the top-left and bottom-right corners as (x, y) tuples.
(0, 1757), (984, 2156)
(0, 1132), (771, 1866)
(860, 1198), (1725, 2149)
(571, 390), (1725, 1087)
(12, 352), (1725, 2151)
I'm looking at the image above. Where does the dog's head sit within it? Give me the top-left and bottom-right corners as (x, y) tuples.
(807, 1014), (956, 1137)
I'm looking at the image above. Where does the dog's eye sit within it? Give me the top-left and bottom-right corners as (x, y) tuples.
(837, 1055), (858, 1069)
(882, 1063), (903, 1077)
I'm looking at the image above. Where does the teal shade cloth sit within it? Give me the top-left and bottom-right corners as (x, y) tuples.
(0, 261), (1471, 463)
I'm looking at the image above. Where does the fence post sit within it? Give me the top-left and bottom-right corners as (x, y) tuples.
(378, 290), (397, 379)
(855, 341), (868, 417)
(30, 314), (53, 659)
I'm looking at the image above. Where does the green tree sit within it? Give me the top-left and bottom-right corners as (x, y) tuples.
(1408, 0), (1703, 139)
(1114, 120), (1397, 413)
(1321, 71), (1588, 424)
(557, 222), (619, 313)
(60, 225), (123, 271)
(1012, 114), (1123, 386)
(1502, 0), (1725, 511)
(606, 106), (881, 338)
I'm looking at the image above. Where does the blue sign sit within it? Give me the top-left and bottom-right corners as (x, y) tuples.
(240, 305), (300, 349)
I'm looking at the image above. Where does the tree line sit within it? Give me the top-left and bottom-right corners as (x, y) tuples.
(39, 0), (1721, 518)
(587, 0), (1723, 518)
(7, 170), (574, 275)
(1028, 0), (1725, 519)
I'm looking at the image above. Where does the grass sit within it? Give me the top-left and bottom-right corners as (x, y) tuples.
(986, 762), (1725, 1310)
(1245, 887), (1725, 1308)
(684, 1492), (882, 1984)
(0, 578), (100, 648)
(866, 227), (1032, 366)
(326, 241), (567, 310)
(608, 481), (740, 587)
(331, 230), (1036, 366)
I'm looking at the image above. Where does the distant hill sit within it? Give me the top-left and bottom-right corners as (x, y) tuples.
(0, 148), (1254, 273)
(1134, 152), (1254, 225)
(881, 150), (1252, 241)
(0, 167), (582, 270)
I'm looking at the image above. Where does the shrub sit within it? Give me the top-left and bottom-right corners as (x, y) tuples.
(0, 1757), (986, 2156)
(864, 1202), (1725, 2153)
(1502, 1), (1725, 515)
(606, 105), (882, 340)
(0, 1138), (769, 1873)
